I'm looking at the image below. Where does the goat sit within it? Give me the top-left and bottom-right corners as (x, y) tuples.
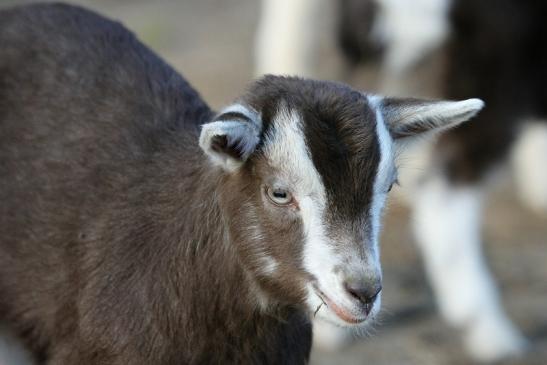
(0, 3), (483, 364)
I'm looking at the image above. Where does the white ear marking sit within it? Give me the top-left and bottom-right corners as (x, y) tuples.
(199, 104), (262, 171)
(374, 95), (484, 140)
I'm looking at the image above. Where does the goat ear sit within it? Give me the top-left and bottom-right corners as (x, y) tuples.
(374, 96), (484, 140)
(199, 104), (262, 171)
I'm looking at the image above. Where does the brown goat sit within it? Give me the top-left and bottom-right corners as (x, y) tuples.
(0, 3), (483, 364)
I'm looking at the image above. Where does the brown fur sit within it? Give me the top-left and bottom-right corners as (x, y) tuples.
(0, 3), (313, 364)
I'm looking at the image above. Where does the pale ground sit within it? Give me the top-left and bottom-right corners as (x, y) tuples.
(0, 1), (546, 364)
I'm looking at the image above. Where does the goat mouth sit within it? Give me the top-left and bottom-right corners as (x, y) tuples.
(312, 284), (367, 324)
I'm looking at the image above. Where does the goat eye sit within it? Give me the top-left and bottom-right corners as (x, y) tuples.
(266, 186), (293, 206)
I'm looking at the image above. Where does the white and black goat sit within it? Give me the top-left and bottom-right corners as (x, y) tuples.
(255, 0), (547, 361)
(0, 3), (483, 364)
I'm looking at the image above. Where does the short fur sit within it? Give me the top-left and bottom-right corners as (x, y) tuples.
(0, 4), (312, 364)
(0, 4), (480, 364)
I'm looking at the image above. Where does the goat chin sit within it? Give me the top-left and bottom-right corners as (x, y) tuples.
(312, 319), (354, 352)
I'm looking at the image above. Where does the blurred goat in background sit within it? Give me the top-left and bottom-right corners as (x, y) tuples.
(256, 0), (547, 362)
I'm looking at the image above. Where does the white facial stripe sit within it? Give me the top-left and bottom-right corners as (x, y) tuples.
(368, 95), (395, 259)
(261, 105), (337, 281)
(262, 106), (326, 198)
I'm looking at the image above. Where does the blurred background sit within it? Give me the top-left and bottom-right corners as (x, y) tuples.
(0, 0), (546, 364)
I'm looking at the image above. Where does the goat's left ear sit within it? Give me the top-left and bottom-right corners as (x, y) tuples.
(199, 104), (262, 171)
(373, 96), (484, 140)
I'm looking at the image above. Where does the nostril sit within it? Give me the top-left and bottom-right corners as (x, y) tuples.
(344, 281), (382, 308)
(369, 285), (382, 303)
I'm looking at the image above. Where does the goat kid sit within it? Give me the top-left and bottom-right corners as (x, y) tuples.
(0, 3), (482, 364)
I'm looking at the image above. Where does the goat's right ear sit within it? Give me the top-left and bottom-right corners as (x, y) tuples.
(199, 104), (262, 171)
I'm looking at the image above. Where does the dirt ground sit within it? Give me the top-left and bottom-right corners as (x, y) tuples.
(1, 1), (546, 364)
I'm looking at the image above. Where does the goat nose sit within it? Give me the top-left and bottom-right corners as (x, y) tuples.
(343, 280), (382, 315)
